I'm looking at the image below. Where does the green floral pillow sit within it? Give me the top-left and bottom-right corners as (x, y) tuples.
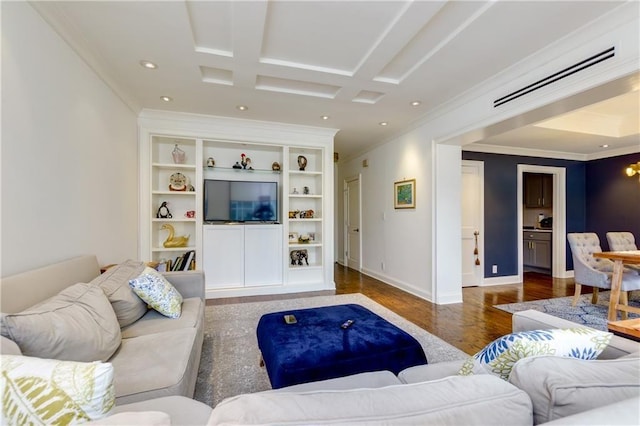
(128, 267), (183, 318)
(1, 355), (115, 424)
(459, 328), (612, 380)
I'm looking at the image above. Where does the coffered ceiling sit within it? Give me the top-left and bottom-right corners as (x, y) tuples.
(31, 0), (639, 160)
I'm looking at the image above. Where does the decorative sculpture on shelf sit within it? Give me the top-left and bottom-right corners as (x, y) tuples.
(207, 157), (215, 167)
(290, 249), (309, 266)
(161, 224), (189, 248)
(156, 201), (172, 219)
(297, 155), (307, 171)
(169, 172), (194, 191)
(172, 144), (186, 164)
(240, 153), (252, 170)
(272, 161), (281, 171)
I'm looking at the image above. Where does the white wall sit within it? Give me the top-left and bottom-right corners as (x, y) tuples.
(336, 3), (639, 304)
(1, 2), (138, 277)
(337, 127), (434, 300)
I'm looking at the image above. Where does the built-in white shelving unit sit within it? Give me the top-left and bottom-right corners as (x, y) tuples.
(139, 110), (337, 298)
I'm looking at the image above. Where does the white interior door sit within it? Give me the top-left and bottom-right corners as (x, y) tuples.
(344, 175), (361, 270)
(461, 161), (484, 287)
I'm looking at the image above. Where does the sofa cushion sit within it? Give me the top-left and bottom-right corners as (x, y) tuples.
(90, 260), (148, 327)
(0, 354), (114, 424)
(459, 328), (612, 380)
(208, 375), (533, 425)
(129, 267), (183, 318)
(1, 283), (121, 362)
(109, 328), (198, 404)
(508, 355), (640, 425)
(121, 298), (203, 339)
(541, 397), (640, 425)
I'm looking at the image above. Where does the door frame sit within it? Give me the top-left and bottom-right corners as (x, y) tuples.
(343, 174), (362, 270)
(461, 160), (485, 286)
(517, 164), (567, 279)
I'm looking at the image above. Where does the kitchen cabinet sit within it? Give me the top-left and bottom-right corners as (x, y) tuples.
(523, 231), (552, 270)
(524, 173), (553, 208)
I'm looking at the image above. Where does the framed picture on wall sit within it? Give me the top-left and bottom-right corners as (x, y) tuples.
(394, 178), (416, 209)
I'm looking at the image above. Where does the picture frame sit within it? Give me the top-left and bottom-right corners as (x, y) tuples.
(288, 232), (299, 243)
(394, 178), (416, 209)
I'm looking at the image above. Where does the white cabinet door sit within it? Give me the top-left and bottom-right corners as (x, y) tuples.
(203, 225), (244, 289)
(244, 225), (283, 287)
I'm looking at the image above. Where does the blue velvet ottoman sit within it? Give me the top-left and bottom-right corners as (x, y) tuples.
(256, 304), (428, 389)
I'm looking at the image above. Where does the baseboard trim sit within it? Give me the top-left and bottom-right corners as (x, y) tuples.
(205, 281), (336, 299)
(360, 267), (433, 302)
(482, 275), (521, 286)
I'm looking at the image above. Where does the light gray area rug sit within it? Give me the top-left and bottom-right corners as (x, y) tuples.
(495, 291), (640, 331)
(194, 293), (468, 407)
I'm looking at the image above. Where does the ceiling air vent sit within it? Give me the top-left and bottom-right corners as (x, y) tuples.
(493, 46), (615, 108)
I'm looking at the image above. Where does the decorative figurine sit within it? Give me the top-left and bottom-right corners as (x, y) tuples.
(169, 172), (194, 191)
(303, 186), (310, 195)
(288, 210), (300, 219)
(207, 157), (215, 167)
(298, 234), (310, 244)
(172, 144), (186, 164)
(240, 153), (252, 169)
(299, 209), (314, 219)
(292, 187), (299, 194)
(290, 249), (309, 266)
(161, 224), (189, 248)
(232, 162), (242, 169)
(297, 155), (307, 171)
(156, 201), (172, 219)
(272, 161), (281, 171)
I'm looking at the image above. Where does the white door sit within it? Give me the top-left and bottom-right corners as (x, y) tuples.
(344, 175), (361, 270)
(461, 161), (484, 287)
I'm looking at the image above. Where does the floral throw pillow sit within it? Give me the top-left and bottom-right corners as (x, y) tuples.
(458, 328), (612, 380)
(1, 355), (115, 425)
(129, 267), (183, 318)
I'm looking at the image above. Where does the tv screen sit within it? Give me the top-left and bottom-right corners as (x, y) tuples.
(203, 179), (278, 222)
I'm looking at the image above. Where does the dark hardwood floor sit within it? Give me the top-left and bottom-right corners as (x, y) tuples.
(208, 264), (578, 355)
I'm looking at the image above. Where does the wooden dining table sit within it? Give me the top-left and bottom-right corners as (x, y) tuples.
(593, 250), (640, 321)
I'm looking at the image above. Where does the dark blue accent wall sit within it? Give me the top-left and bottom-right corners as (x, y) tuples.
(461, 151), (587, 277)
(586, 153), (640, 250)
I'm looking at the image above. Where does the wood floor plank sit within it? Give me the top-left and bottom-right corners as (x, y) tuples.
(208, 264), (579, 355)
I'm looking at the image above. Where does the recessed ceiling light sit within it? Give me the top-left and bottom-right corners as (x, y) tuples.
(140, 60), (158, 69)
(160, 96), (172, 102)
(600, 144), (609, 148)
(379, 122), (388, 126)
(236, 105), (248, 111)
(410, 101), (421, 106)
(321, 115), (330, 120)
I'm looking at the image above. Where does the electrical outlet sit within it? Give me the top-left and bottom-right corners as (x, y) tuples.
(492, 265), (498, 274)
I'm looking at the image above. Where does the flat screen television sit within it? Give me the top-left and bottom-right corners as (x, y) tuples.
(203, 179), (278, 223)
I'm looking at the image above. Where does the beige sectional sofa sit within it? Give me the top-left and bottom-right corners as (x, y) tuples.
(97, 311), (640, 425)
(1, 255), (205, 405)
(2, 256), (639, 425)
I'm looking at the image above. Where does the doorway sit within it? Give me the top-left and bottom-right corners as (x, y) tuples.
(344, 175), (362, 271)
(517, 165), (567, 279)
(461, 160), (484, 287)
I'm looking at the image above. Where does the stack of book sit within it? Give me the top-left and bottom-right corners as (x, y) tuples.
(156, 250), (196, 272)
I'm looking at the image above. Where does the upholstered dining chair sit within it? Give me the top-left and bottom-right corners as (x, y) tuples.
(606, 231), (640, 273)
(567, 233), (640, 308)
(606, 231), (638, 251)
